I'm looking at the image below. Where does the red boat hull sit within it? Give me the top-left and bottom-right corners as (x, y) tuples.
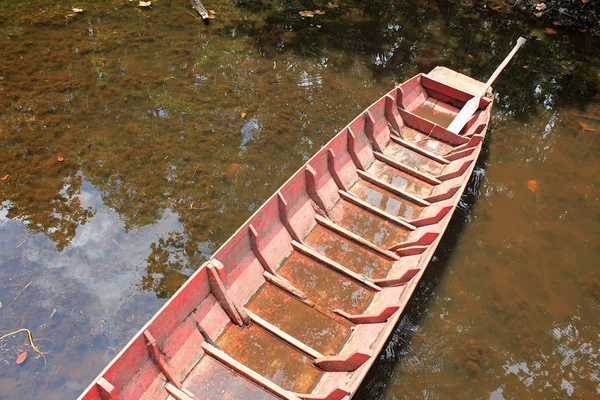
(80, 67), (493, 400)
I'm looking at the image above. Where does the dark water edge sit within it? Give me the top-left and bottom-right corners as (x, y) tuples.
(1, 0), (599, 399)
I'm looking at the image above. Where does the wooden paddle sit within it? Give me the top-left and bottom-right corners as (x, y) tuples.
(447, 37), (526, 134)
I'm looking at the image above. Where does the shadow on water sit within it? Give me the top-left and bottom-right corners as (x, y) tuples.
(355, 140), (492, 399)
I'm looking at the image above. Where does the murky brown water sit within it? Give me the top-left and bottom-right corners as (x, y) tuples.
(0, 0), (598, 399)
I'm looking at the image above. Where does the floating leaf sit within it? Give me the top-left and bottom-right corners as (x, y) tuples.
(326, 2), (339, 8)
(240, 112), (246, 118)
(527, 180), (539, 193)
(57, 156), (64, 162)
(1, 174), (8, 180)
(226, 163), (240, 175)
(579, 121), (597, 132)
(315, 10), (325, 15)
(299, 10), (314, 17)
(16, 351), (27, 364)
(544, 28), (557, 35)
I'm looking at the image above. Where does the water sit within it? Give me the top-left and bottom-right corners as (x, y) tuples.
(0, 1), (598, 399)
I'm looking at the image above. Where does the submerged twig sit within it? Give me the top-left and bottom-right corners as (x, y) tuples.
(0, 328), (49, 365)
(14, 281), (32, 300)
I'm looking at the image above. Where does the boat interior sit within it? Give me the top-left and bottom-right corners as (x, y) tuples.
(80, 67), (493, 400)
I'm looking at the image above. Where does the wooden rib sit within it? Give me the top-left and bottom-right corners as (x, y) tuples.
(192, 318), (217, 347)
(347, 128), (366, 170)
(410, 205), (452, 227)
(425, 185), (460, 203)
(373, 268), (420, 287)
(356, 169), (430, 207)
(445, 137), (479, 155)
(206, 263), (246, 326)
(385, 94), (402, 133)
(143, 330), (183, 388)
(305, 165), (331, 218)
(201, 342), (301, 400)
(437, 159), (472, 181)
(445, 147), (475, 161)
(388, 135), (449, 164)
(313, 350), (371, 372)
(291, 240), (381, 292)
(278, 192), (303, 243)
(248, 224), (277, 275)
(365, 111), (384, 153)
(374, 151), (441, 186)
(333, 305), (399, 324)
(327, 149), (349, 192)
(338, 190), (416, 231)
(389, 231), (439, 251)
(314, 214), (400, 261)
(245, 309), (324, 359)
(394, 245), (428, 256)
(165, 382), (195, 400)
(97, 377), (119, 400)
(294, 388), (350, 400)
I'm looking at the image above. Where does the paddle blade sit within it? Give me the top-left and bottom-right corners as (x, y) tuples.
(447, 96), (480, 134)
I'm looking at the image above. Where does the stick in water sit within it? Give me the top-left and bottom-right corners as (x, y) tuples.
(447, 37), (526, 135)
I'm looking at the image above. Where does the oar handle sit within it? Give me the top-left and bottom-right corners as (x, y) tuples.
(479, 37), (526, 97)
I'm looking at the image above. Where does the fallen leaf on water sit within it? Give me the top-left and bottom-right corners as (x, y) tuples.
(226, 163), (240, 174)
(57, 156), (64, 162)
(527, 180), (539, 193)
(16, 351), (27, 365)
(326, 2), (339, 8)
(579, 121), (597, 132)
(1, 174), (8, 180)
(544, 28), (557, 35)
(240, 112), (246, 118)
(299, 10), (314, 17)
(315, 10), (325, 15)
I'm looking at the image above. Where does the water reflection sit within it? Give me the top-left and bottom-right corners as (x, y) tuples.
(0, 0), (599, 398)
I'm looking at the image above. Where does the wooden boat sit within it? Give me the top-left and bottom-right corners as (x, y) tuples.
(79, 67), (494, 400)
